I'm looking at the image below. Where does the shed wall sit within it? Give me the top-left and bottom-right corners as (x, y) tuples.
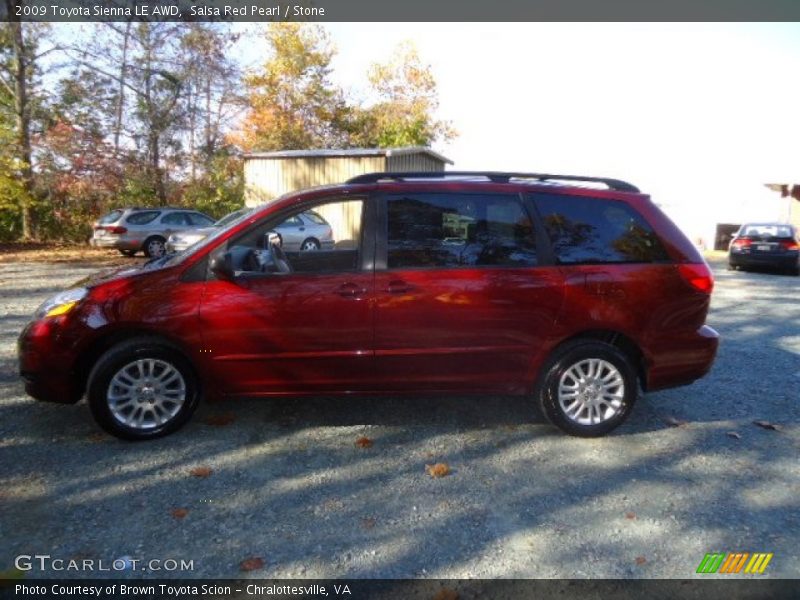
(244, 156), (386, 207)
(386, 153), (445, 172)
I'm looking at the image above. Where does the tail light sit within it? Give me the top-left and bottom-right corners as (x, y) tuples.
(731, 237), (751, 248)
(678, 263), (714, 294)
(780, 240), (799, 250)
(95, 225), (127, 234)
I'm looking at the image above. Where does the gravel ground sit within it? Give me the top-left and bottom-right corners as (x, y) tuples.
(0, 256), (798, 579)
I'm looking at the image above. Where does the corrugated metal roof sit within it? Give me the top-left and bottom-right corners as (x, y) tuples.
(243, 146), (453, 165)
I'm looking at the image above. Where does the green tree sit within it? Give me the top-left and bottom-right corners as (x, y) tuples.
(356, 41), (456, 148)
(231, 23), (350, 151)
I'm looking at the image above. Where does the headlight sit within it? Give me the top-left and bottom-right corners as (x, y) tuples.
(34, 288), (88, 320)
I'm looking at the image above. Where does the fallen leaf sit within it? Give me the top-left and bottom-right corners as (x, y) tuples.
(625, 512), (636, 520)
(171, 508), (188, 519)
(355, 436), (374, 448)
(635, 556), (647, 565)
(203, 413), (235, 427)
(425, 463), (451, 478)
(190, 466), (213, 478)
(239, 557), (264, 572)
(726, 431), (741, 440)
(433, 589), (459, 600)
(87, 432), (106, 443)
(663, 415), (688, 427)
(361, 517), (376, 530)
(753, 420), (782, 432)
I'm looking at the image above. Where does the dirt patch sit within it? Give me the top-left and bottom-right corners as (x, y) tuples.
(0, 243), (142, 266)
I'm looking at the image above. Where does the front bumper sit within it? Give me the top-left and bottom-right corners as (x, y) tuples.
(18, 321), (82, 404)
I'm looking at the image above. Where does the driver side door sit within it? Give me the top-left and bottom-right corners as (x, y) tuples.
(198, 197), (376, 395)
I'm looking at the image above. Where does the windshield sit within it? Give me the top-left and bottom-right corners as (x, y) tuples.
(214, 208), (250, 228)
(162, 206), (259, 267)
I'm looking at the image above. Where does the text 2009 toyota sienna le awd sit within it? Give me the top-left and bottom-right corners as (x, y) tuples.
(19, 172), (719, 440)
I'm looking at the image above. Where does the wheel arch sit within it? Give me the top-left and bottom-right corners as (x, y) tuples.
(548, 329), (648, 391)
(73, 327), (200, 401)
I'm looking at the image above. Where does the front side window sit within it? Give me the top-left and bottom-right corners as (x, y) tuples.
(229, 198), (363, 274)
(386, 193), (537, 269)
(162, 212), (189, 226)
(534, 194), (669, 264)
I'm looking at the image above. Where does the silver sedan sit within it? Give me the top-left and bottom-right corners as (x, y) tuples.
(166, 209), (334, 254)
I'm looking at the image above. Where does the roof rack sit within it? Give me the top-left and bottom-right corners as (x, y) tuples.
(345, 171), (640, 193)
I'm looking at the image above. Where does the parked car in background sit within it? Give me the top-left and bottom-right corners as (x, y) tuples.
(21, 171), (718, 440)
(728, 222), (799, 275)
(91, 208), (216, 258)
(166, 208), (334, 254)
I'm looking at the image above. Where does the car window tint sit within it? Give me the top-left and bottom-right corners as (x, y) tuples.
(188, 213), (215, 227)
(534, 194), (669, 264)
(125, 211), (160, 225)
(162, 212), (188, 226)
(99, 209), (124, 224)
(387, 193), (537, 269)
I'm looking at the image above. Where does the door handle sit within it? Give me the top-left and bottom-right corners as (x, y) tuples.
(386, 280), (412, 294)
(337, 282), (368, 298)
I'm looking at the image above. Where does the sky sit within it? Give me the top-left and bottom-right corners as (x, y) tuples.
(308, 23), (800, 237)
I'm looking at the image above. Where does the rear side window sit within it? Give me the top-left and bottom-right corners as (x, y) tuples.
(98, 209), (124, 224)
(386, 193), (538, 269)
(534, 194), (668, 264)
(304, 211), (327, 225)
(125, 211), (160, 225)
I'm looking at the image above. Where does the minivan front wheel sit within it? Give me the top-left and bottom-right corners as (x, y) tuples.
(87, 338), (201, 440)
(536, 340), (637, 437)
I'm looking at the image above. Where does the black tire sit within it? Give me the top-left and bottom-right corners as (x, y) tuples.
(119, 249), (137, 257)
(300, 237), (321, 251)
(535, 340), (637, 437)
(87, 337), (201, 440)
(143, 236), (166, 258)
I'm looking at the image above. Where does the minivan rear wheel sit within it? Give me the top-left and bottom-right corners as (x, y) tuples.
(87, 338), (201, 440)
(535, 340), (637, 437)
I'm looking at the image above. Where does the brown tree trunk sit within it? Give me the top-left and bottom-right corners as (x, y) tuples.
(7, 2), (35, 239)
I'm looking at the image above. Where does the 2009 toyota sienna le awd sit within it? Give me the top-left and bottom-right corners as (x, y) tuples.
(18, 172), (719, 440)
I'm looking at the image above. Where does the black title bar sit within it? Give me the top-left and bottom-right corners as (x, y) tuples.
(4, 0), (800, 22)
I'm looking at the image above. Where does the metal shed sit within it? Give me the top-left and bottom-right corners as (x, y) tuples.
(242, 146), (453, 207)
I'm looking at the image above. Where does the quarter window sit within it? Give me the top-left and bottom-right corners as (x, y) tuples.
(534, 194), (668, 264)
(386, 193), (537, 269)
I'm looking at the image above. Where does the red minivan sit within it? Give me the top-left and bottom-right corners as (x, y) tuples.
(18, 172), (718, 440)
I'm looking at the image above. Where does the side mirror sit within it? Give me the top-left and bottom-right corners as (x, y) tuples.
(265, 231), (281, 248)
(209, 251), (235, 281)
